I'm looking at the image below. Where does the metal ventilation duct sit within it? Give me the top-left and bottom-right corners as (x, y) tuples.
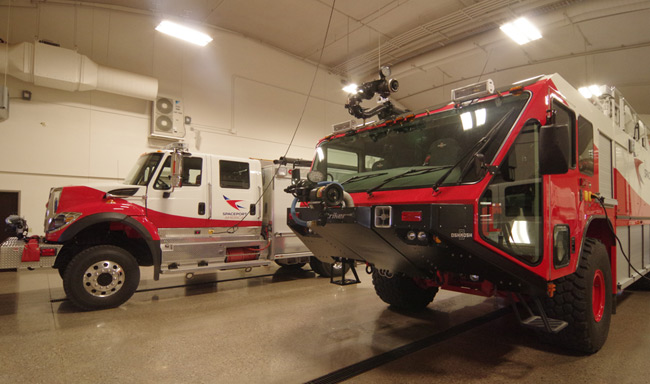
(0, 41), (158, 100)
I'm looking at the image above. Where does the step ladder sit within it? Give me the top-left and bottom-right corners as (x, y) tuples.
(511, 294), (568, 333)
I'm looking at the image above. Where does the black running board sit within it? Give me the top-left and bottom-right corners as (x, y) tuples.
(511, 294), (568, 333)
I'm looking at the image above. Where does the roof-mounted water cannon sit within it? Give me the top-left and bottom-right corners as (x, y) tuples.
(344, 66), (403, 121)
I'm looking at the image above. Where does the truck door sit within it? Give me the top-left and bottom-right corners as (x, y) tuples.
(545, 98), (581, 280)
(479, 119), (544, 268)
(147, 154), (209, 228)
(210, 157), (262, 229)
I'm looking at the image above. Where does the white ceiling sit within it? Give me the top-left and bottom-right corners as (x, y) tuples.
(59, 0), (650, 115)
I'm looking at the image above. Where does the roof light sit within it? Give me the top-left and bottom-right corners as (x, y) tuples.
(155, 20), (213, 46)
(500, 17), (542, 45)
(451, 79), (495, 103)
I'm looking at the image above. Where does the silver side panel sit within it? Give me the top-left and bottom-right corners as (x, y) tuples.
(616, 225), (650, 290)
(616, 226), (630, 284)
(261, 163), (313, 259)
(630, 225), (643, 273)
(271, 233), (313, 260)
(159, 226), (260, 238)
(0, 237), (61, 269)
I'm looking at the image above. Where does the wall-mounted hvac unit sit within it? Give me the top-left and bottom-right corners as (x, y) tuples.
(150, 96), (185, 140)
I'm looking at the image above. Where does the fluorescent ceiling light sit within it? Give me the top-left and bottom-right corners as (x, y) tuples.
(588, 85), (603, 97)
(578, 84), (604, 98)
(155, 20), (213, 46)
(342, 83), (358, 94)
(578, 87), (592, 98)
(500, 17), (542, 45)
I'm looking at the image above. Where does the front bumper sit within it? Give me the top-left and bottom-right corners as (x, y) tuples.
(289, 204), (546, 295)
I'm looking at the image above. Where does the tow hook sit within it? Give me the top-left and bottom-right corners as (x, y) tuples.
(547, 282), (556, 298)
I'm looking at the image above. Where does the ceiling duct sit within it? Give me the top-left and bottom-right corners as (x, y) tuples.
(0, 41), (158, 100)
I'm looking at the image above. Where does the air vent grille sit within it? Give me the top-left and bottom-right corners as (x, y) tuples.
(374, 206), (392, 228)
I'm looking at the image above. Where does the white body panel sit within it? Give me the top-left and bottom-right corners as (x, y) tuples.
(551, 74), (650, 290)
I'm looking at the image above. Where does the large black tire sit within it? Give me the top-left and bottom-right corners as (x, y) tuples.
(63, 245), (140, 311)
(541, 238), (612, 353)
(309, 257), (349, 278)
(372, 269), (438, 311)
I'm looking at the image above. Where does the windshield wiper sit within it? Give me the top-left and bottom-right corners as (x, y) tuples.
(366, 166), (452, 196)
(431, 107), (516, 192)
(342, 172), (388, 185)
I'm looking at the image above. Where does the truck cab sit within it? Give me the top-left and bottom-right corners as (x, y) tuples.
(2, 144), (330, 310)
(288, 73), (650, 353)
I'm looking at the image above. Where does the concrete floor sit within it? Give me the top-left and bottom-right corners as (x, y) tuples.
(0, 265), (649, 384)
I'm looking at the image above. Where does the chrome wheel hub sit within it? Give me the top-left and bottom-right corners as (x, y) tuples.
(82, 260), (125, 297)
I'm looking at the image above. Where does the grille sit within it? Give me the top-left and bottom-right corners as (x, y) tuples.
(374, 206), (392, 228)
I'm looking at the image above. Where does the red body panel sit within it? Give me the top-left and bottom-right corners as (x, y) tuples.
(46, 185), (261, 243)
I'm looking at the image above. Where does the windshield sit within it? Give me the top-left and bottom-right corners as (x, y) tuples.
(313, 92), (530, 193)
(124, 153), (164, 186)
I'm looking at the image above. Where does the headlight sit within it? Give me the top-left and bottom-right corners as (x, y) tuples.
(44, 188), (63, 231)
(47, 212), (82, 232)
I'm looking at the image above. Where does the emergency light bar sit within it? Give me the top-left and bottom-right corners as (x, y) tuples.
(452, 79), (495, 103)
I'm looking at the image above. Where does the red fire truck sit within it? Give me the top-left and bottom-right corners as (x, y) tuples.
(287, 71), (650, 353)
(1, 148), (341, 310)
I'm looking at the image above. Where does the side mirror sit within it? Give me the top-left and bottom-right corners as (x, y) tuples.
(170, 151), (183, 189)
(539, 123), (571, 175)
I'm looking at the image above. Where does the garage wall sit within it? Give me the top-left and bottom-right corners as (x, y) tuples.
(0, 3), (352, 235)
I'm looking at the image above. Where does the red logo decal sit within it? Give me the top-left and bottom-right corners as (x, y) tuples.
(635, 158), (644, 186)
(223, 195), (245, 210)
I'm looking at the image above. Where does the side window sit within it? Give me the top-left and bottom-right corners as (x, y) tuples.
(553, 100), (577, 168)
(365, 155), (384, 171)
(182, 157), (203, 186)
(220, 160), (250, 189)
(578, 116), (594, 176)
(154, 157), (172, 190)
(154, 156), (203, 190)
(327, 148), (358, 181)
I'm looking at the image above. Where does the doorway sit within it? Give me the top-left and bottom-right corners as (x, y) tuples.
(0, 191), (20, 243)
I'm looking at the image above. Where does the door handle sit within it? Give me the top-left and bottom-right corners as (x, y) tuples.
(198, 202), (206, 215)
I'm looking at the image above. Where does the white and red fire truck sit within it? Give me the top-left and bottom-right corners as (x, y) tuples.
(287, 71), (650, 353)
(1, 146), (341, 310)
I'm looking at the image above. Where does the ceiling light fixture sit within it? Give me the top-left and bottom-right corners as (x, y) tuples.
(578, 85), (604, 98)
(500, 17), (542, 45)
(155, 20), (213, 46)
